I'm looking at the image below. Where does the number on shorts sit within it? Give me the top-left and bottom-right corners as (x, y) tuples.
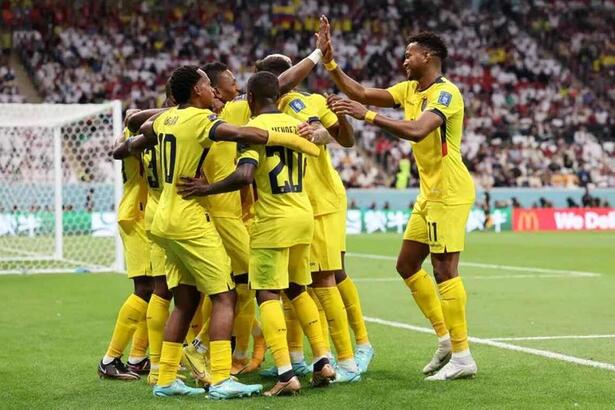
(428, 221), (438, 243)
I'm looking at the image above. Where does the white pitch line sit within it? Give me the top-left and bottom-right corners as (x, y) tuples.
(346, 252), (603, 277)
(352, 274), (593, 282)
(489, 334), (615, 341)
(364, 316), (615, 372)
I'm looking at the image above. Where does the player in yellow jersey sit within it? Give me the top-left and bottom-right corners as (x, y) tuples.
(177, 71), (335, 397)
(255, 54), (372, 381)
(115, 65), (319, 398)
(98, 122), (152, 380)
(125, 87), (176, 385)
(321, 20), (477, 380)
(201, 62), (263, 375)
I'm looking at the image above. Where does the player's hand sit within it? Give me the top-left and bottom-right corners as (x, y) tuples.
(297, 122), (314, 141)
(177, 176), (210, 198)
(330, 98), (368, 121)
(325, 93), (342, 111)
(316, 15), (334, 62)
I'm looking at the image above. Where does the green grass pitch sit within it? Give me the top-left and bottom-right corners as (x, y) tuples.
(2, 231), (615, 409)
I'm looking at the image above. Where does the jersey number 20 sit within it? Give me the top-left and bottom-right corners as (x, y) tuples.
(266, 146), (304, 194)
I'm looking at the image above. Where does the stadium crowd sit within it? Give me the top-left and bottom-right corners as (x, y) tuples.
(1, 0), (614, 189)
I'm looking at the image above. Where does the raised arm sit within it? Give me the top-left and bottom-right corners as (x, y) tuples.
(320, 16), (396, 107)
(177, 162), (256, 198)
(330, 98), (441, 142)
(278, 16), (330, 94)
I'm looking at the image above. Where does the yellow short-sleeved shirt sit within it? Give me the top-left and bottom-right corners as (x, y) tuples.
(142, 143), (163, 231)
(387, 77), (475, 205)
(237, 112), (313, 248)
(219, 97), (251, 126)
(117, 127), (147, 223)
(198, 97), (252, 218)
(278, 91), (346, 216)
(150, 106), (223, 240)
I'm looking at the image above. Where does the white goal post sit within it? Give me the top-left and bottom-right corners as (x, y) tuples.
(0, 101), (124, 274)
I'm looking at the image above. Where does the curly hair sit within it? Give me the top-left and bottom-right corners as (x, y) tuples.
(168, 65), (201, 104)
(408, 32), (448, 60)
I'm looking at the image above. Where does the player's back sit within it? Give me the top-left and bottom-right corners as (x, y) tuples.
(151, 106), (220, 239)
(238, 112), (313, 248)
(117, 127), (147, 226)
(278, 91), (346, 216)
(142, 142), (163, 230)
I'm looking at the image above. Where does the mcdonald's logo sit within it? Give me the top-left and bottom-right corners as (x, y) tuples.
(516, 210), (540, 231)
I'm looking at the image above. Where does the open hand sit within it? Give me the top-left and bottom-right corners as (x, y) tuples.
(315, 15), (334, 62)
(330, 98), (369, 120)
(297, 122), (314, 141)
(325, 93), (343, 111)
(177, 176), (209, 198)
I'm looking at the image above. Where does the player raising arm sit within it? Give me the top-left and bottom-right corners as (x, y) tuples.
(322, 18), (478, 381)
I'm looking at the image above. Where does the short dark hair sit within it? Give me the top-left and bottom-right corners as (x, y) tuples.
(202, 61), (229, 87)
(169, 65), (201, 104)
(247, 71), (280, 102)
(408, 32), (448, 60)
(255, 55), (292, 76)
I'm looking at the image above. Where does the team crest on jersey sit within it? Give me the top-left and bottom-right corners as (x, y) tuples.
(437, 91), (452, 107)
(289, 99), (306, 113)
(208, 113), (218, 121)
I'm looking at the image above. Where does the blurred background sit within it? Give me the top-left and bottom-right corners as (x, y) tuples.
(0, 0), (614, 223)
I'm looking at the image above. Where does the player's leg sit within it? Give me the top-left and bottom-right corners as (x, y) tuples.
(98, 220), (150, 380)
(310, 212), (359, 381)
(397, 200), (451, 375)
(285, 244), (335, 387)
(214, 217), (259, 374)
(146, 274), (171, 385)
(251, 247), (300, 396)
(182, 295), (212, 386)
(154, 283), (205, 397)
(183, 233), (262, 399)
(185, 295), (204, 344)
(333, 204), (374, 371)
(152, 238), (205, 397)
(424, 204), (477, 381)
(127, 275), (153, 374)
(145, 238), (172, 384)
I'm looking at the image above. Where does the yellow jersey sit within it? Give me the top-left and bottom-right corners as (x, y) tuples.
(150, 106), (222, 240)
(142, 142), (163, 231)
(278, 91), (346, 216)
(219, 97), (251, 125)
(200, 98), (252, 218)
(117, 127), (147, 223)
(237, 112), (313, 248)
(387, 77), (475, 205)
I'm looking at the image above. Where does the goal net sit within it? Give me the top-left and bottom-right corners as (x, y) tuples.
(0, 102), (124, 274)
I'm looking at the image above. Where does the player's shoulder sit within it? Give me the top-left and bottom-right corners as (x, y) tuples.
(431, 77), (463, 108)
(435, 77), (461, 95)
(279, 91), (311, 113)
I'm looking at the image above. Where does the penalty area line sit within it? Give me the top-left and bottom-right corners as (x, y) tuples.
(364, 316), (615, 372)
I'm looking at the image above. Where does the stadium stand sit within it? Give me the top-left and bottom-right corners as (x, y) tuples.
(2, 0), (614, 189)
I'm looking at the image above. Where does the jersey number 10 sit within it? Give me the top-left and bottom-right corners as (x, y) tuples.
(266, 146), (304, 194)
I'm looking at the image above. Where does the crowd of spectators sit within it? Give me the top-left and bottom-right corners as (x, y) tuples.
(1, 0), (613, 189)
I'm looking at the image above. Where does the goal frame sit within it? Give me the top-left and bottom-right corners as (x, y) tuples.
(0, 101), (124, 274)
